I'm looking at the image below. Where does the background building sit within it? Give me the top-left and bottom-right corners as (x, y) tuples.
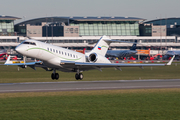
(0, 15), (21, 36)
(14, 16), (145, 37)
(1, 16), (180, 59)
(143, 17), (180, 36)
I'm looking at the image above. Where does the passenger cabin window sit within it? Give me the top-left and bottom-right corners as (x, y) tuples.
(22, 42), (36, 46)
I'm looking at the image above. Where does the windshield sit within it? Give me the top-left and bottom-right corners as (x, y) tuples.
(22, 41), (36, 46)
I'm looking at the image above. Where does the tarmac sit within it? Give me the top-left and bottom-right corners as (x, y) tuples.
(0, 79), (180, 93)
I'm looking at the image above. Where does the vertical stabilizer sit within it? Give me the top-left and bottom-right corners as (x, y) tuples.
(89, 36), (111, 56)
(130, 40), (137, 50)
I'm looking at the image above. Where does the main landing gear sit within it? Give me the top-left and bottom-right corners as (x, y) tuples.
(51, 69), (59, 80)
(51, 73), (59, 80)
(75, 73), (83, 80)
(50, 69), (83, 80)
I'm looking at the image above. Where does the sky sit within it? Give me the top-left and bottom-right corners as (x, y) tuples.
(0, 0), (180, 24)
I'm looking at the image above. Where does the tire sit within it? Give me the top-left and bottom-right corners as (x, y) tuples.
(51, 73), (55, 80)
(55, 73), (59, 80)
(75, 73), (79, 80)
(79, 73), (83, 80)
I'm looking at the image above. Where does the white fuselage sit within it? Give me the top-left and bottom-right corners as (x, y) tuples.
(15, 40), (86, 68)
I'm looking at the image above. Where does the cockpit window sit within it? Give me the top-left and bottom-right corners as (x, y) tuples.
(22, 42), (29, 44)
(22, 42), (36, 46)
(30, 42), (36, 45)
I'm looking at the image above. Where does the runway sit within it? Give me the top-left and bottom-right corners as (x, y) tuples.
(0, 79), (180, 93)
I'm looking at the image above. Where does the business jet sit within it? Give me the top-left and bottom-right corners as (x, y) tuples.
(106, 40), (137, 58)
(165, 50), (180, 56)
(163, 50), (180, 60)
(4, 36), (174, 80)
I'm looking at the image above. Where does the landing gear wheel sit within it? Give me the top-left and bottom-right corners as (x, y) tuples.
(75, 73), (79, 80)
(75, 73), (83, 80)
(51, 73), (55, 80)
(79, 73), (83, 80)
(55, 73), (59, 80)
(51, 73), (59, 80)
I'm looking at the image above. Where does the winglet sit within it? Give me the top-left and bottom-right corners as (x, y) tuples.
(166, 55), (175, 65)
(4, 55), (11, 65)
(4, 55), (25, 65)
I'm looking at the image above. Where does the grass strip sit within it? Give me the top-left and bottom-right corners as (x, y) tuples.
(0, 64), (180, 83)
(0, 88), (180, 120)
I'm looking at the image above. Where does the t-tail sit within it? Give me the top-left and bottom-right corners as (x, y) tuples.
(88, 36), (111, 56)
(130, 40), (137, 50)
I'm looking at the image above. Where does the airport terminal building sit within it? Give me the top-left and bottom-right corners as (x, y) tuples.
(144, 17), (180, 36)
(14, 16), (144, 37)
(0, 15), (20, 36)
(1, 16), (180, 57)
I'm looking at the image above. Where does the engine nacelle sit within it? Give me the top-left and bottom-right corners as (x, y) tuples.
(88, 53), (110, 63)
(88, 53), (98, 62)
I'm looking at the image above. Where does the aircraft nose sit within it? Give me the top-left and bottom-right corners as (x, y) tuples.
(15, 46), (23, 54)
(15, 46), (20, 52)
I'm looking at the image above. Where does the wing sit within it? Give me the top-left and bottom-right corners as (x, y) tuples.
(61, 61), (164, 72)
(4, 55), (46, 70)
(60, 55), (175, 72)
(4, 61), (42, 66)
(4, 55), (174, 72)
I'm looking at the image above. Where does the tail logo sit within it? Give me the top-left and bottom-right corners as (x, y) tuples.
(98, 46), (101, 50)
